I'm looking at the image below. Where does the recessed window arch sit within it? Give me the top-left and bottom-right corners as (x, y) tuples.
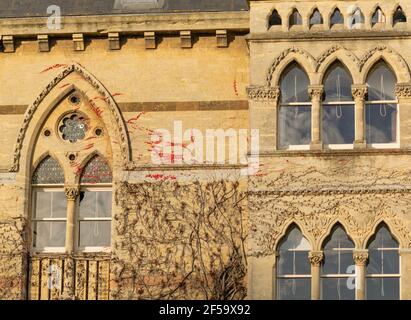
(269, 9), (282, 27)
(278, 62), (311, 150)
(330, 8), (344, 27)
(366, 224), (400, 300)
(393, 6), (407, 25)
(289, 8), (303, 27)
(322, 62), (355, 147)
(372, 7), (386, 26)
(78, 155), (112, 251)
(31, 156), (67, 251)
(310, 8), (323, 26)
(321, 224), (355, 300)
(365, 61), (398, 145)
(350, 7), (364, 28)
(276, 225), (311, 300)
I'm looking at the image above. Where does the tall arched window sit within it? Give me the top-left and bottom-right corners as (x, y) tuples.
(289, 9), (303, 27)
(366, 224), (400, 300)
(278, 63), (311, 149)
(78, 155), (112, 250)
(269, 9), (282, 27)
(322, 62), (355, 147)
(349, 8), (364, 28)
(365, 61), (398, 146)
(372, 7), (386, 26)
(32, 156), (66, 251)
(330, 8), (344, 27)
(277, 226), (311, 300)
(310, 9), (323, 27)
(393, 6), (407, 25)
(321, 225), (355, 300)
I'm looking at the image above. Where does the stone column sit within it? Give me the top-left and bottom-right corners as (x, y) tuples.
(308, 85), (324, 150)
(308, 251), (324, 300)
(395, 83), (411, 148)
(352, 84), (368, 149)
(353, 250), (368, 300)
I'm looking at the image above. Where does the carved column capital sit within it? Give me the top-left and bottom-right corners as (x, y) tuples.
(64, 186), (79, 201)
(351, 84), (368, 100)
(308, 85), (324, 101)
(247, 86), (280, 102)
(353, 250), (369, 266)
(308, 251), (324, 267)
(395, 83), (411, 99)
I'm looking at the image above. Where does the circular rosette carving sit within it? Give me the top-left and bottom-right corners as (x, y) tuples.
(59, 113), (89, 143)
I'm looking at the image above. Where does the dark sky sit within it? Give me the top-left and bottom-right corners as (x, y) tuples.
(0, 0), (249, 18)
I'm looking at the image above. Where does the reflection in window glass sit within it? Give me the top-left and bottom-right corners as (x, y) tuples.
(322, 226), (355, 300)
(324, 63), (352, 102)
(277, 227), (311, 300)
(331, 9), (344, 26)
(372, 8), (386, 26)
(289, 9), (303, 26)
(33, 221), (66, 248)
(79, 221), (111, 248)
(366, 225), (400, 300)
(280, 63), (310, 103)
(310, 9), (323, 26)
(279, 106), (311, 148)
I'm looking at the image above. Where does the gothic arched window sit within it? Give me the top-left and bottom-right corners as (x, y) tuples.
(278, 63), (311, 149)
(322, 62), (355, 146)
(78, 155), (112, 250)
(330, 8), (344, 27)
(372, 7), (386, 26)
(365, 61), (398, 145)
(310, 9), (323, 26)
(289, 9), (303, 27)
(269, 9), (282, 27)
(366, 224), (400, 300)
(393, 6), (407, 25)
(32, 156), (67, 251)
(321, 225), (355, 300)
(277, 226), (311, 300)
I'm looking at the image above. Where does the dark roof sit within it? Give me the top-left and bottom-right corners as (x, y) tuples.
(0, 0), (249, 18)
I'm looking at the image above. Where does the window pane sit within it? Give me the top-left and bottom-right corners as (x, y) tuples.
(322, 105), (355, 144)
(368, 225), (399, 249)
(79, 221), (111, 247)
(32, 156), (64, 184)
(280, 64), (309, 103)
(323, 251), (354, 275)
(33, 221), (66, 248)
(289, 10), (302, 26)
(35, 191), (67, 219)
(367, 250), (399, 274)
(366, 278), (399, 300)
(322, 278), (355, 300)
(366, 104), (397, 144)
(367, 63), (396, 101)
(277, 278), (311, 300)
(330, 9), (344, 25)
(310, 10), (323, 25)
(79, 191), (112, 218)
(324, 226), (355, 250)
(324, 64), (353, 102)
(278, 251), (310, 275)
(279, 106), (311, 148)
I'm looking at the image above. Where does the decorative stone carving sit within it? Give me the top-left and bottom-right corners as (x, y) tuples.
(2, 35), (15, 53)
(64, 186), (79, 201)
(308, 251), (324, 267)
(353, 251), (369, 266)
(316, 45), (359, 70)
(108, 32), (121, 50)
(358, 45), (410, 72)
(180, 31), (192, 48)
(144, 32), (156, 49)
(351, 85), (368, 100)
(37, 35), (50, 52)
(308, 85), (324, 101)
(395, 83), (411, 98)
(247, 86), (280, 102)
(73, 33), (85, 51)
(216, 30), (228, 48)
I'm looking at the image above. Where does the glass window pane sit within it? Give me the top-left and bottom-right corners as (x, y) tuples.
(393, 7), (406, 24)
(324, 226), (355, 250)
(367, 250), (399, 274)
(366, 104), (397, 144)
(367, 63), (396, 101)
(280, 64), (309, 103)
(322, 105), (355, 144)
(79, 221), (111, 247)
(279, 106), (311, 148)
(366, 278), (399, 300)
(322, 278), (355, 300)
(330, 9), (344, 25)
(80, 155), (112, 184)
(368, 225), (399, 249)
(289, 10), (302, 26)
(323, 251), (354, 275)
(277, 278), (311, 300)
(33, 221), (66, 248)
(32, 156), (64, 184)
(35, 191), (67, 219)
(310, 10), (323, 25)
(269, 10), (282, 26)
(324, 64), (353, 102)
(278, 251), (310, 275)
(79, 191), (112, 218)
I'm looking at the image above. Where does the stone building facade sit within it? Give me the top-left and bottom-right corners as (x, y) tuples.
(1, 0), (411, 300)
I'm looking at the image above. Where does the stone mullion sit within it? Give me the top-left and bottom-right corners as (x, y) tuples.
(352, 84), (368, 149)
(308, 251), (324, 300)
(308, 85), (324, 150)
(353, 250), (368, 300)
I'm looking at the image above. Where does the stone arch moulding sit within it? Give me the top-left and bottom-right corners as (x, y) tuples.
(359, 45), (411, 83)
(9, 62), (131, 173)
(266, 47), (317, 86)
(361, 219), (404, 249)
(316, 219), (358, 250)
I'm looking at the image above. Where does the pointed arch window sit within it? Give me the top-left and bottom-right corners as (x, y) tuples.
(289, 9), (303, 27)
(322, 62), (355, 147)
(321, 225), (355, 300)
(365, 61), (398, 146)
(78, 155), (112, 250)
(330, 8), (344, 27)
(31, 156), (67, 251)
(278, 63), (311, 150)
(366, 224), (400, 300)
(372, 7), (386, 26)
(277, 226), (311, 300)
(393, 6), (407, 25)
(350, 8), (364, 28)
(269, 9), (282, 27)
(310, 9), (323, 26)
